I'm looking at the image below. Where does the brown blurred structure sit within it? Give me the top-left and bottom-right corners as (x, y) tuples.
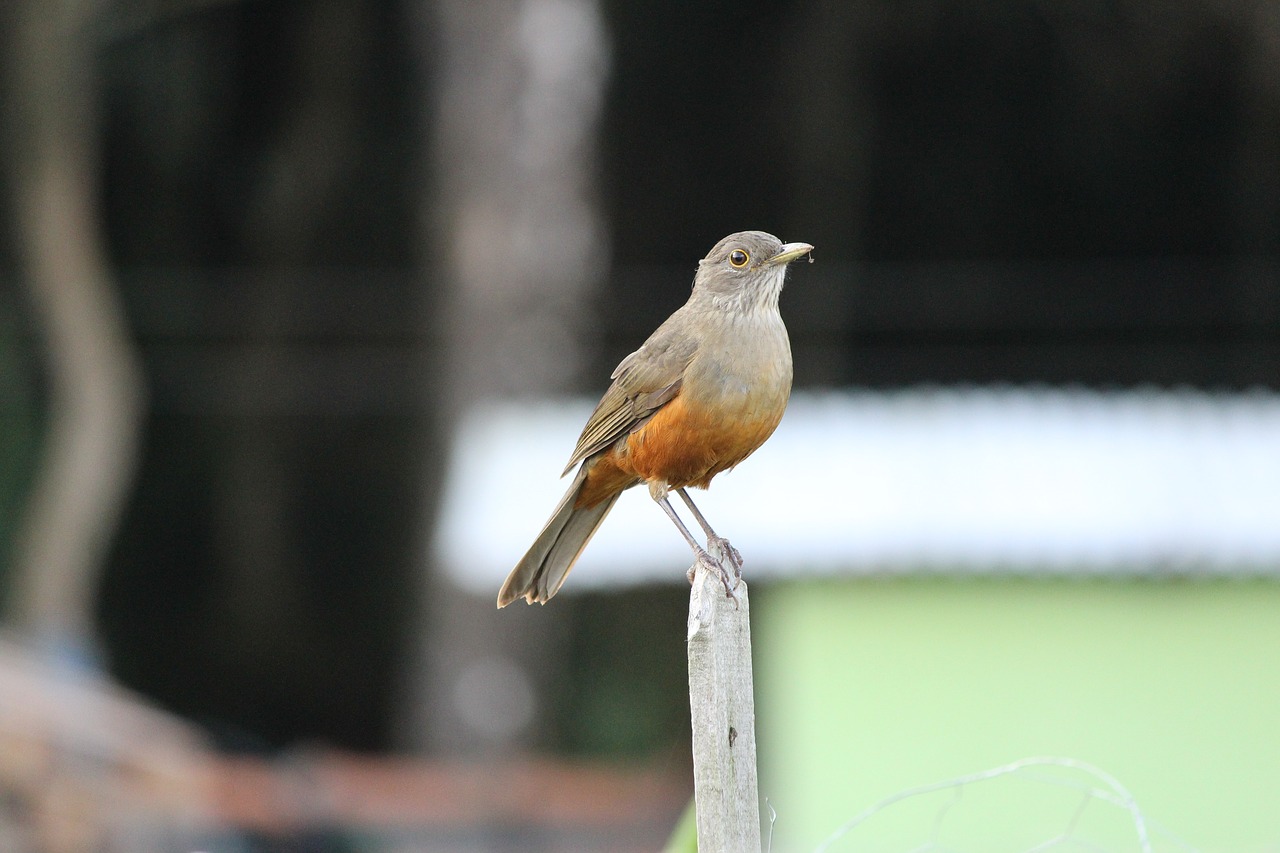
(211, 751), (689, 852)
(0, 638), (215, 852)
(0, 638), (688, 852)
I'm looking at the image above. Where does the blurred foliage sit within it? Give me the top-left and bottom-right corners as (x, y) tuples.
(552, 587), (692, 757)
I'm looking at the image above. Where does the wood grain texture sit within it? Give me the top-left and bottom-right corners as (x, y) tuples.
(687, 566), (761, 852)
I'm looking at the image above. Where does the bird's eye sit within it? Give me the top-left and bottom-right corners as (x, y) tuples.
(729, 249), (750, 268)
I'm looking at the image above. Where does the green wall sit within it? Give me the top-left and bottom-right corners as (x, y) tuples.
(756, 577), (1280, 850)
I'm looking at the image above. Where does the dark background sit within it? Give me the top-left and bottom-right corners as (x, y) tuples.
(1, 0), (1277, 755)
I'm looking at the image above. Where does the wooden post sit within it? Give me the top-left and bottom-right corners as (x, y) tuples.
(687, 569), (762, 852)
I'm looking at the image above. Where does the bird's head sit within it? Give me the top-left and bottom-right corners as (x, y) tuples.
(693, 230), (814, 312)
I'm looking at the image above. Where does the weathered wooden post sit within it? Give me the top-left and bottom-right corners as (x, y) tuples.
(686, 563), (762, 852)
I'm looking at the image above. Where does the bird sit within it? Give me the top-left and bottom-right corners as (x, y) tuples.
(497, 230), (813, 607)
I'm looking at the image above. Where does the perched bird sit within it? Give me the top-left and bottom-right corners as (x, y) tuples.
(498, 231), (813, 607)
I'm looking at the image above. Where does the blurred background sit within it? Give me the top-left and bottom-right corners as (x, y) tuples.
(1, 0), (1278, 850)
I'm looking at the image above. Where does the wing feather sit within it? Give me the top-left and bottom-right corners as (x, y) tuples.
(562, 310), (699, 474)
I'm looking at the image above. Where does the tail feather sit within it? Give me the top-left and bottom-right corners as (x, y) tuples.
(497, 466), (620, 607)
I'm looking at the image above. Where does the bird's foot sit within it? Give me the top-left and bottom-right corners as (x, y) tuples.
(688, 548), (741, 608)
(707, 536), (743, 578)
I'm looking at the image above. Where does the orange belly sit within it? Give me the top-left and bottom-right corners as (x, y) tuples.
(576, 392), (783, 509)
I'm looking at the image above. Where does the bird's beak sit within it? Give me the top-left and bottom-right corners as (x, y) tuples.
(765, 242), (815, 266)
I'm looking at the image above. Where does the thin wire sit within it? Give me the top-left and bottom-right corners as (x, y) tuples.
(813, 756), (1156, 853)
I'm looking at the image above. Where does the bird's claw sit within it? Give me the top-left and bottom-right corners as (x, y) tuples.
(688, 549), (741, 608)
(708, 536), (743, 578)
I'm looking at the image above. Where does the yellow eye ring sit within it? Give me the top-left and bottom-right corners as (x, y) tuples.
(729, 249), (750, 268)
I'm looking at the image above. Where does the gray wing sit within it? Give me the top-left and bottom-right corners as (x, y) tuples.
(562, 312), (700, 474)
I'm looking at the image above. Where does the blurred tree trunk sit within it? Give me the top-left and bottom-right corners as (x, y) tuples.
(1, 0), (146, 654)
(398, 0), (611, 754)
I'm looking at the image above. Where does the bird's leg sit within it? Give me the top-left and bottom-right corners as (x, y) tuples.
(676, 488), (743, 577)
(650, 482), (740, 603)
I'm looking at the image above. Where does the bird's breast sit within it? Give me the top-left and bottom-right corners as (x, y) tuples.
(617, 313), (792, 489)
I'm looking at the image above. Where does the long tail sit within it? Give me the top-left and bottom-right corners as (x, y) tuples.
(497, 465), (620, 607)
